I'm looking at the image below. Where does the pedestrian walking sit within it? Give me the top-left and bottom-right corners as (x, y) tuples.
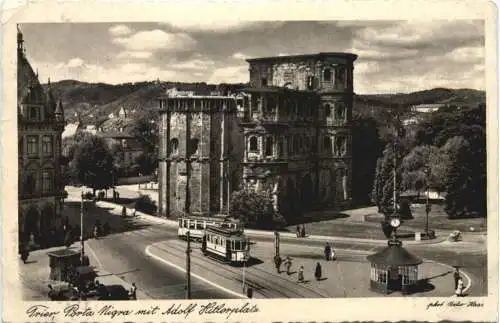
(93, 225), (99, 239)
(330, 247), (336, 261)
(285, 256), (292, 275)
(130, 283), (137, 300)
(324, 243), (331, 261)
(296, 226), (301, 238)
(298, 265), (304, 283)
(20, 247), (29, 264)
(453, 268), (460, 290)
(274, 255), (282, 273)
(455, 277), (464, 297)
(301, 225), (306, 238)
(314, 262), (322, 281)
(122, 206), (127, 218)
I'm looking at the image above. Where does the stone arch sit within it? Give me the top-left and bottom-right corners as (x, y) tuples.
(40, 203), (54, 238)
(285, 177), (297, 219)
(24, 205), (39, 241)
(300, 173), (314, 212)
(170, 138), (179, 155)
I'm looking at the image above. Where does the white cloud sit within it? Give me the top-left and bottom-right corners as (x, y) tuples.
(164, 20), (260, 32)
(449, 46), (484, 63)
(109, 24), (133, 36)
(207, 65), (248, 84)
(170, 59), (215, 70)
(232, 52), (248, 60)
(67, 58), (85, 68)
(112, 29), (196, 52)
(117, 51), (153, 59)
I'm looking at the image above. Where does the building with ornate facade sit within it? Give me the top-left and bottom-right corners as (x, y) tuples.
(17, 26), (65, 246)
(158, 52), (357, 221)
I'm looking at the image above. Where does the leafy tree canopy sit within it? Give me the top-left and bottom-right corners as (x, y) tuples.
(71, 135), (115, 192)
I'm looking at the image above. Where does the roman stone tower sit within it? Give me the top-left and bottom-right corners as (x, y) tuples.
(157, 95), (242, 218)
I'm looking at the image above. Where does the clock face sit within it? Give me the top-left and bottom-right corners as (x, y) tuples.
(390, 218), (401, 228)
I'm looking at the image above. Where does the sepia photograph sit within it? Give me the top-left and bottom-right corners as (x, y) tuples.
(2, 1), (498, 322)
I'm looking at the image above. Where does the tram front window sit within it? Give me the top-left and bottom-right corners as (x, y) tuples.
(241, 241), (247, 250)
(234, 241), (241, 250)
(189, 222), (195, 229)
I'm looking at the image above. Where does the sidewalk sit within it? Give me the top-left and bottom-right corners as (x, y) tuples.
(19, 241), (148, 300)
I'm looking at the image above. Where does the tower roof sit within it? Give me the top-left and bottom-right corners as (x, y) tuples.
(246, 52), (358, 64)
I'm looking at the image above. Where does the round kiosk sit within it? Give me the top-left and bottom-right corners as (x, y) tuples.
(367, 239), (423, 294)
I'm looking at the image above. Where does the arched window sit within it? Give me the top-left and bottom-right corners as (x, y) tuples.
(249, 136), (258, 152)
(336, 103), (345, 120)
(170, 138), (179, 154)
(42, 170), (53, 193)
(335, 136), (347, 156)
(323, 136), (332, 154)
(189, 138), (199, 155)
(265, 136), (274, 157)
(324, 104), (331, 118)
(24, 173), (36, 195)
(323, 68), (332, 82)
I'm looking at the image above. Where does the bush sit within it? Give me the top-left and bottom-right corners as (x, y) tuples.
(135, 195), (157, 215)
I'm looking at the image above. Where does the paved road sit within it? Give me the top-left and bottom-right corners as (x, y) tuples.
(62, 187), (487, 298)
(62, 201), (236, 299)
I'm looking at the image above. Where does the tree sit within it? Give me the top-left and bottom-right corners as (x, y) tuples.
(71, 135), (115, 194)
(444, 135), (486, 218)
(130, 117), (158, 153)
(230, 189), (275, 229)
(401, 145), (443, 194)
(371, 143), (402, 216)
(134, 152), (157, 176)
(351, 114), (384, 205)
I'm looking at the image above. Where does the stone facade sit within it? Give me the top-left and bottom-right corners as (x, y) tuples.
(158, 97), (243, 217)
(17, 26), (65, 246)
(158, 52), (357, 220)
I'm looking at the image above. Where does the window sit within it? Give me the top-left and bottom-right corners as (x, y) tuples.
(265, 136), (274, 157)
(322, 137), (332, 153)
(27, 136), (38, 156)
(336, 103), (345, 120)
(261, 78), (268, 86)
(249, 136), (258, 152)
(189, 138), (199, 155)
(42, 171), (52, 193)
(323, 68), (332, 82)
(23, 173), (36, 195)
(335, 67), (345, 84)
(170, 138), (179, 154)
(29, 107), (38, 120)
(278, 136), (284, 157)
(306, 76), (314, 90)
(324, 104), (331, 118)
(42, 136), (53, 156)
(335, 136), (347, 156)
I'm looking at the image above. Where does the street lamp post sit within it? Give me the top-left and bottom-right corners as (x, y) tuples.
(80, 187), (85, 263)
(425, 167), (430, 237)
(242, 261), (246, 294)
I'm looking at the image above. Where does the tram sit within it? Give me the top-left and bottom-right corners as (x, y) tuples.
(177, 215), (243, 241)
(202, 225), (250, 265)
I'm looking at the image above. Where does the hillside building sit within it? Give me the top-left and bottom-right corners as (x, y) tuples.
(158, 52), (357, 220)
(17, 26), (65, 246)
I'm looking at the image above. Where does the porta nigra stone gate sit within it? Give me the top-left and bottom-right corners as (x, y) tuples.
(158, 52), (357, 221)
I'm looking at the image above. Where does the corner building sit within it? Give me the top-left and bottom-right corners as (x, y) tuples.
(17, 26), (65, 246)
(158, 52), (357, 221)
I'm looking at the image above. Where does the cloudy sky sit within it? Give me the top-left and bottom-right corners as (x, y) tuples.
(20, 20), (484, 94)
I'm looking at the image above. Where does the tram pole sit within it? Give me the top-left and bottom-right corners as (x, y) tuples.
(242, 261), (246, 293)
(186, 231), (192, 299)
(80, 188), (85, 263)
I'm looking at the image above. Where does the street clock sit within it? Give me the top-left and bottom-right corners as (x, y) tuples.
(390, 218), (401, 228)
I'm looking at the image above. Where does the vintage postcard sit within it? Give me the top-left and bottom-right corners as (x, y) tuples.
(2, 0), (498, 322)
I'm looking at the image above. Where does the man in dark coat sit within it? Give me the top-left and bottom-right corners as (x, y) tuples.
(274, 255), (282, 273)
(453, 268), (461, 290)
(315, 262), (322, 281)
